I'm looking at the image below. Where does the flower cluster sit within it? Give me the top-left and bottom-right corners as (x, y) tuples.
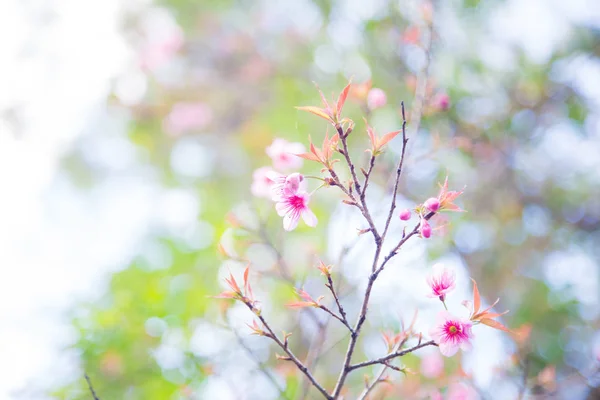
(250, 138), (318, 231)
(217, 81), (513, 399)
(426, 264), (510, 357)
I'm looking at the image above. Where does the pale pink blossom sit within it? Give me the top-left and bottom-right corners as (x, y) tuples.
(266, 139), (305, 171)
(420, 352), (444, 378)
(430, 311), (473, 357)
(367, 88), (387, 110)
(140, 29), (184, 71)
(275, 192), (317, 231)
(424, 197), (440, 212)
(267, 172), (305, 201)
(426, 264), (456, 301)
(432, 93), (451, 111)
(251, 167), (276, 198)
(420, 218), (432, 238)
(399, 209), (411, 221)
(447, 382), (478, 400)
(164, 102), (213, 135)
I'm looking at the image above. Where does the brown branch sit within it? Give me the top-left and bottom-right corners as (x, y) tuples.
(380, 102), (409, 247)
(349, 340), (437, 372)
(318, 304), (353, 334)
(84, 373), (100, 400)
(336, 125), (381, 240)
(248, 304), (333, 399)
(325, 275), (351, 332)
(231, 327), (289, 399)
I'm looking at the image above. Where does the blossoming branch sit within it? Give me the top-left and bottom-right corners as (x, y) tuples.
(216, 81), (513, 399)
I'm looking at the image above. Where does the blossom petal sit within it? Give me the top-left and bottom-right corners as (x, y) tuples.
(439, 341), (459, 357)
(302, 208), (318, 227)
(283, 213), (300, 231)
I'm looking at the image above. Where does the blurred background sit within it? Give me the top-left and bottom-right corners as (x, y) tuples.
(1, 0), (600, 398)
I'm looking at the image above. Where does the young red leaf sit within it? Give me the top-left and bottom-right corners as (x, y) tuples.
(296, 152), (321, 162)
(296, 106), (333, 122)
(471, 278), (481, 315)
(336, 81), (352, 117)
(378, 130), (401, 148)
(286, 301), (316, 308)
(480, 318), (512, 333)
(243, 265), (250, 292)
(213, 291), (238, 299)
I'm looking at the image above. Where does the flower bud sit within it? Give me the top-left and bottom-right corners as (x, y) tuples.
(399, 209), (411, 221)
(421, 218), (432, 238)
(432, 93), (450, 111)
(424, 197), (440, 212)
(367, 88), (387, 110)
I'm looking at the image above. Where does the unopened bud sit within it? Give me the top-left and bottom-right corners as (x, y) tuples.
(423, 197), (440, 212)
(399, 209), (411, 221)
(420, 219), (432, 238)
(367, 88), (387, 110)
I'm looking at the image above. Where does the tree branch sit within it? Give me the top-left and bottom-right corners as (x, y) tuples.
(349, 340), (437, 372)
(84, 373), (100, 400)
(248, 304), (333, 400)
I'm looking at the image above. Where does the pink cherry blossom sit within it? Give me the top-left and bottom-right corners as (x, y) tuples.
(164, 102), (213, 136)
(429, 311), (473, 357)
(267, 172), (305, 201)
(420, 352), (444, 378)
(367, 88), (387, 110)
(266, 139), (305, 171)
(426, 264), (456, 301)
(424, 197), (440, 212)
(447, 382), (478, 400)
(275, 191), (317, 231)
(399, 209), (411, 221)
(251, 167), (276, 198)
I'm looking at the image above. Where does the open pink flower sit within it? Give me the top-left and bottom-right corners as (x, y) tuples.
(275, 191), (317, 231)
(251, 167), (276, 198)
(430, 311), (473, 357)
(267, 172), (305, 201)
(426, 264), (456, 301)
(266, 138), (305, 171)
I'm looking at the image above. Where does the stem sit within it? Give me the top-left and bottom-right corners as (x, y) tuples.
(318, 305), (354, 333)
(84, 373), (100, 400)
(326, 275), (350, 331)
(337, 125), (381, 241)
(380, 102), (409, 244)
(251, 306), (333, 400)
(349, 340), (437, 371)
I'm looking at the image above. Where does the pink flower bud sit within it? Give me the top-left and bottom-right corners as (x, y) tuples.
(367, 88), (387, 110)
(424, 197), (440, 212)
(432, 93), (450, 111)
(421, 218), (432, 238)
(399, 209), (411, 221)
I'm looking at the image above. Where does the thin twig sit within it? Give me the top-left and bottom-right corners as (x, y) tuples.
(349, 340), (437, 371)
(337, 126), (381, 241)
(232, 328), (289, 399)
(325, 275), (351, 333)
(318, 304), (354, 334)
(84, 373), (100, 400)
(248, 304), (333, 399)
(380, 102), (409, 246)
